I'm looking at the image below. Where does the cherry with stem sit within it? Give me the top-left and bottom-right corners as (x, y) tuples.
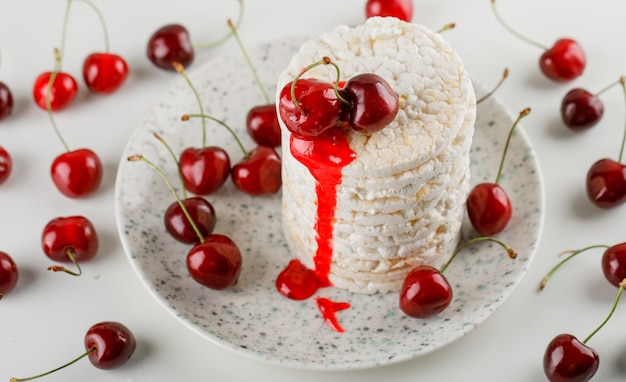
(466, 107), (531, 236)
(561, 77), (623, 131)
(586, 77), (626, 208)
(491, 0), (585, 82)
(543, 279), (626, 381)
(399, 236), (516, 318)
(42, 215), (99, 277)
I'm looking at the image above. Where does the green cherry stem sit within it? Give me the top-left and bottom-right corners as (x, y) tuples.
(440, 236), (517, 274)
(57, 0), (74, 71)
(152, 132), (187, 199)
(477, 68), (509, 105)
(494, 107), (531, 185)
(181, 113), (249, 159)
(290, 56), (351, 112)
(194, 0), (244, 50)
(10, 346), (97, 382)
(128, 155), (205, 243)
(46, 49), (71, 153)
(540, 244), (610, 290)
(73, 0), (110, 52)
(47, 249), (83, 276)
(582, 278), (626, 344)
(490, 0), (548, 51)
(227, 18), (270, 105)
(173, 61), (207, 148)
(617, 76), (626, 163)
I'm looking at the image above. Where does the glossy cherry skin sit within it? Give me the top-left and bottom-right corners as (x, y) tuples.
(246, 104), (281, 147)
(186, 234), (242, 290)
(365, 0), (413, 22)
(42, 215), (99, 263)
(399, 265), (452, 318)
(344, 73), (399, 133)
(147, 24), (194, 71)
(540, 38), (586, 82)
(543, 334), (599, 382)
(0, 146), (12, 185)
(83, 52), (129, 94)
(85, 321), (136, 370)
(586, 158), (626, 208)
(33, 71), (78, 111)
(0, 251), (18, 297)
(164, 196), (216, 244)
(561, 88), (603, 131)
(602, 243), (626, 287)
(275, 259), (320, 300)
(231, 146), (282, 196)
(278, 78), (349, 138)
(179, 146), (230, 195)
(466, 183), (512, 236)
(0, 81), (14, 120)
(51, 148), (103, 198)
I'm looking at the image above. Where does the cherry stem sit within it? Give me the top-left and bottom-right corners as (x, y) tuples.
(477, 68), (509, 105)
(46, 49), (71, 152)
(73, 0), (110, 52)
(227, 18), (270, 105)
(172, 62), (207, 148)
(540, 244), (610, 290)
(152, 132), (187, 199)
(10, 346), (96, 382)
(440, 236), (516, 274)
(437, 23), (456, 33)
(57, 0), (74, 71)
(594, 77), (623, 98)
(194, 0), (244, 50)
(494, 107), (530, 185)
(290, 57), (350, 112)
(47, 249), (83, 276)
(128, 155), (205, 243)
(582, 278), (626, 344)
(617, 76), (626, 163)
(181, 113), (249, 158)
(490, 0), (548, 51)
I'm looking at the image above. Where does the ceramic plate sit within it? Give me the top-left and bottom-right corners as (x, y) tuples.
(115, 36), (544, 371)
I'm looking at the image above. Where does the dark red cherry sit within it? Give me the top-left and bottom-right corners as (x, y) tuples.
(561, 88), (604, 131)
(51, 148), (103, 198)
(344, 73), (399, 133)
(83, 52), (129, 94)
(586, 158), (626, 208)
(0, 145), (12, 185)
(42, 215), (99, 263)
(164, 196), (216, 244)
(466, 183), (512, 236)
(0, 80), (14, 120)
(246, 104), (281, 147)
(147, 24), (194, 71)
(0, 251), (18, 298)
(85, 321), (136, 370)
(278, 78), (349, 138)
(276, 259), (320, 300)
(186, 234), (242, 290)
(543, 334), (599, 382)
(365, 0), (413, 22)
(399, 265), (452, 318)
(540, 39), (586, 82)
(602, 243), (626, 287)
(179, 146), (230, 195)
(32, 71), (78, 111)
(231, 146), (281, 196)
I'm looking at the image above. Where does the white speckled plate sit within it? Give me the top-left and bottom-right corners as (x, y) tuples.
(114, 36), (544, 371)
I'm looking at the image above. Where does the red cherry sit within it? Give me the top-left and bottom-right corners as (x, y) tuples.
(42, 215), (99, 276)
(0, 80), (14, 120)
(186, 234), (242, 290)
(560, 88), (604, 131)
(602, 243), (626, 287)
(540, 39), (586, 82)
(343, 73), (399, 133)
(82, 52), (129, 94)
(84, 321), (136, 370)
(0, 251), (18, 298)
(231, 146), (282, 196)
(246, 104), (281, 147)
(147, 24), (194, 71)
(365, 0), (413, 22)
(164, 196), (216, 244)
(543, 334), (599, 382)
(586, 158), (626, 208)
(399, 265), (452, 318)
(466, 183), (512, 236)
(32, 71), (78, 111)
(51, 148), (103, 198)
(179, 146), (231, 195)
(275, 259), (320, 300)
(0, 145), (12, 185)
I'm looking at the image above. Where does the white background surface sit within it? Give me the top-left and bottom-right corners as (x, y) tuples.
(2, 1), (626, 381)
